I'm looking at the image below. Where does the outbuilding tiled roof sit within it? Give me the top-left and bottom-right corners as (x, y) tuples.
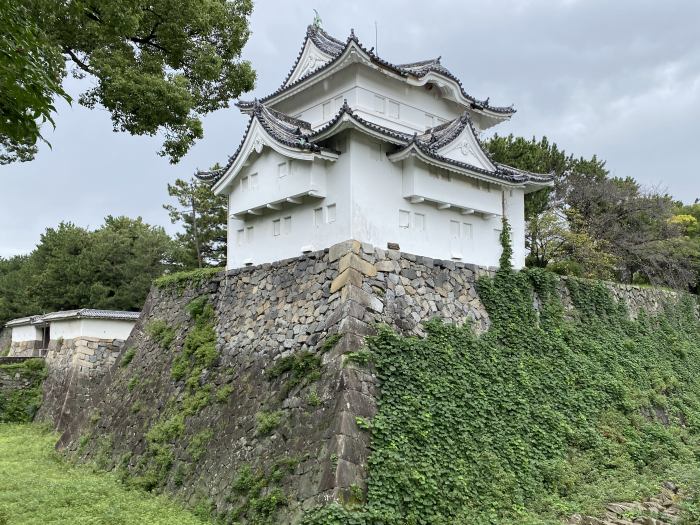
(5, 309), (140, 327)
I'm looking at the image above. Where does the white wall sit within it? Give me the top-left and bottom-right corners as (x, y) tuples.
(348, 132), (514, 267)
(273, 63), (476, 134)
(225, 130), (528, 269)
(230, 148), (328, 216)
(227, 133), (353, 268)
(11, 324), (42, 342)
(50, 318), (135, 341)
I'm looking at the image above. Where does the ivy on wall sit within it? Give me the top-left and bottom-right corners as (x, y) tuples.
(304, 259), (700, 523)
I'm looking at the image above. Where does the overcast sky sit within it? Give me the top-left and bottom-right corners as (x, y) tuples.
(2, 0), (699, 258)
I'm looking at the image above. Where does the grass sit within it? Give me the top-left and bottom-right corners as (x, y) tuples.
(0, 424), (212, 525)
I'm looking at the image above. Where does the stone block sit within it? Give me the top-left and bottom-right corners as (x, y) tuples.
(330, 268), (363, 294)
(375, 260), (395, 273)
(341, 285), (384, 314)
(329, 240), (361, 262)
(338, 253), (377, 277)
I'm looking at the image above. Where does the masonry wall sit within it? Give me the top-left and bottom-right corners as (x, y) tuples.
(51, 240), (694, 524)
(0, 327), (10, 355)
(36, 336), (128, 429)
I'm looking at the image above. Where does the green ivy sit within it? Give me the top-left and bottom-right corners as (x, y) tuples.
(303, 268), (700, 525)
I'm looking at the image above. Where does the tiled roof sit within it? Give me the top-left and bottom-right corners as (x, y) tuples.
(5, 309), (140, 327)
(254, 24), (514, 115)
(195, 101), (335, 183)
(197, 101), (551, 187)
(311, 100), (414, 144)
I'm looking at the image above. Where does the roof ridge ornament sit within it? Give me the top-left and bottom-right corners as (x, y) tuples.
(313, 9), (322, 29)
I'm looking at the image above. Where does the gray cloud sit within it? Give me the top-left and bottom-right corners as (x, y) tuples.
(1, 0), (698, 257)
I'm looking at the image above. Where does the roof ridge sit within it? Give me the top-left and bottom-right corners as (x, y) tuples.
(257, 25), (515, 115)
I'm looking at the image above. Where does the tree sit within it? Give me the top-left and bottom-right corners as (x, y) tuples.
(164, 176), (227, 268)
(0, 0), (70, 163)
(0, 217), (175, 326)
(486, 134), (695, 290)
(0, 256), (37, 326)
(2, 0), (255, 164)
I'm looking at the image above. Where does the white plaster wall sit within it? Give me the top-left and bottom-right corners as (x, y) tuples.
(503, 187), (527, 268)
(50, 319), (136, 341)
(225, 130), (528, 269)
(11, 325), (42, 342)
(402, 157), (501, 214)
(273, 63), (479, 134)
(227, 133), (353, 268)
(347, 132), (514, 267)
(229, 148), (328, 216)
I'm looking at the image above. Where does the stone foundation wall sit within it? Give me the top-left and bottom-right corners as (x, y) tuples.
(53, 240), (697, 524)
(7, 339), (44, 358)
(0, 327), (10, 356)
(36, 337), (128, 429)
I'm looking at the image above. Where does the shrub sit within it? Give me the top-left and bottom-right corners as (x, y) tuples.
(145, 320), (176, 350)
(120, 348), (136, 367)
(255, 410), (282, 436)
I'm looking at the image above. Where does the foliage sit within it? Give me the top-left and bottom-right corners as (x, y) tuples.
(146, 319), (176, 350)
(5, 0), (255, 163)
(303, 268), (700, 524)
(171, 298), (217, 385)
(486, 134), (695, 290)
(120, 347), (136, 367)
(321, 333), (343, 353)
(0, 424), (212, 524)
(0, 0), (70, 164)
(215, 384), (234, 403)
(255, 410), (282, 436)
(344, 351), (372, 366)
(0, 216), (174, 326)
(267, 351), (322, 398)
(227, 458), (298, 524)
(498, 217), (513, 271)
(164, 176), (228, 268)
(154, 267), (222, 291)
(0, 358), (47, 422)
(128, 296), (218, 491)
(187, 429), (213, 462)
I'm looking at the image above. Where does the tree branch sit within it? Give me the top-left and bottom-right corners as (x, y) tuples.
(63, 47), (93, 74)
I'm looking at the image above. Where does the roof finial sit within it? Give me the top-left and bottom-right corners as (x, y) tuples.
(313, 9), (322, 28)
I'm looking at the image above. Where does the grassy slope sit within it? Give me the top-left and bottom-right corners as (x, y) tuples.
(0, 424), (211, 525)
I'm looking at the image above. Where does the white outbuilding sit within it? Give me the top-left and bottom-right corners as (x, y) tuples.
(197, 22), (553, 269)
(5, 309), (139, 357)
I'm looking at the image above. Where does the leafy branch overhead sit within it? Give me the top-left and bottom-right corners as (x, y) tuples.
(1, 0), (256, 164)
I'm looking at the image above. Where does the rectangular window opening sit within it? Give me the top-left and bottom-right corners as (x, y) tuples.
(314, 207), (323, 227)
(273, 219), (281, 236)
(283, 216), (292, 235)
(278, 162), (288, 178)
(374, 94), (386, 114)
(399, 210), (410, 229)
(326, 204), (336, 223)
(414, 213), (425, 232)
(388, 100), (400, 119)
